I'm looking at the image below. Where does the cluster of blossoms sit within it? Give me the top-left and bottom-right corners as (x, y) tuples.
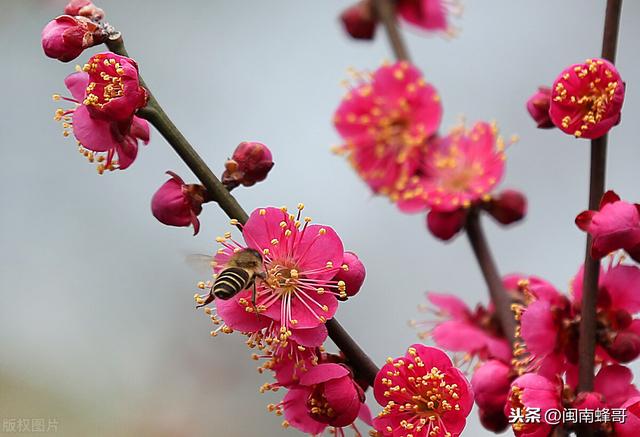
(43, 0), (635, 436)
(340, 0), (462, 40)
(333, 61), (526, 240)
(194, 205), (375, 435)
(413, 251), (640, 435)
(45, 1), (274, 234)
(195, 206), (475, 436)
(45, 0), (151, 174)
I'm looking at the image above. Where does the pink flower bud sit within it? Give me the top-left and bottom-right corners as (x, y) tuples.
(334, 251), (366, 300)
(340, 1), (377, 40)
(426, 208), (467, 241)
(81, 53), (148, 122)
(526, 86), (554, 129)
(605, 331), (640, 363)
(41, 15), (100, 62)
(222, 141), (274, 189)
(485, 189), (527, 225)
(478, 408), (509, 433)
(549, 58), (625, 139)
(64, 0), (104, 20)
(151, 171), (207, 235)
(471, 360), (512, 412)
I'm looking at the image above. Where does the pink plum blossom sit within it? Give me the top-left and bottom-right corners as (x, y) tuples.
(151, 171), (206, 235)
(41, 15), (101, 62)
(549, 58), (625, 139)
(526, 86), (553, 129)
(54, 71), (149, 173)
(339, 0), (458, 40)
(616, 397), (640, 437)
(373, 344), (473, 437)
(576, 190), (640, 262)
(81, 52), (147, 122)
(280, 363), (368, 433)
(396, 0), (458, 34)
(572, 261), (640, 363)
(516, 276), (574, 377)
(195, 205), (348, 333)
(592, 364), (640, 409)
(414, 292), (512, 363)
(505, 373), (562, 437)
(221, 141), (274, 189)
(334, 61), (442, 199)
(398, 122), (506, 214)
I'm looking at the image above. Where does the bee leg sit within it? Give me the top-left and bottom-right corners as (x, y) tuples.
(251, 282), (257, 308)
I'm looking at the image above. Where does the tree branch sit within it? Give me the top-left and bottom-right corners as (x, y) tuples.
(104, 36), (379, 385)
(372, 0), (411, 61)
(465, 210), (516, 345)
(578, 0), (622, 395)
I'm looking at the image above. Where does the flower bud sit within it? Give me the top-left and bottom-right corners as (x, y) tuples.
(604, 331), (640, 363)
(222, 141), (274, 189)
(549, 58), (625, 139)
(64, 0), (105, 20)
(484, 189), (527, 225)
(471, 360), (512, 412)
(426, 208), (467, 241)
(151, 171), (207, 235)
(334, 251), (366, 300)
(526, 86), (554, 129)
(41, 15), (101, 62)
(340, 1), (377, 40)
(479, 408), (509, 433)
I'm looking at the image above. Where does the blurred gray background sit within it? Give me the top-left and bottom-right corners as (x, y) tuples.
(1, 0), (639, 435)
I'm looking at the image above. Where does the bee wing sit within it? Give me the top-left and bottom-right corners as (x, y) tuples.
(185, 253), (216, 275)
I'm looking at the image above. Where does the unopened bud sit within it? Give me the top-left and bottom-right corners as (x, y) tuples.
(426, 208), (467, 241)
(484, 189), (527, 225)
(41, 15), (102, 62)
(604, 331), (640, 363)
(64, 0), (105, 21)
(526, 86), (553, 129)
(334, 251), (366, 301)
(478, 408), (509, 433)
(222, 141), (274, 190)
(151, 171), (208, 235)
(340, 0), (377, 40)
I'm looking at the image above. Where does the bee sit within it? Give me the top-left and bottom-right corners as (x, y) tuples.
(210, 248), (266, 305)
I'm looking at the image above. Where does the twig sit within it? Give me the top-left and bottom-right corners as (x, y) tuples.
(466, 209), (517, 345)
(104, 36), (379, 384)
(372, 0), (411, 61)
(577, 0), (622, 395)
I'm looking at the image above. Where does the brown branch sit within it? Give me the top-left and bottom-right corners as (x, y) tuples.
(104, 36), (379, 385)
(466, 210), (517, 345)
(578, 0), (622, 395)
(372, 0), (411, 61)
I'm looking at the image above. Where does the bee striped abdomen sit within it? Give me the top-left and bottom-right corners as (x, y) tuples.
(213, 267), (251, 300)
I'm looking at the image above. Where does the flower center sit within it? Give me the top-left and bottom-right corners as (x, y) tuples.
(82, 55), (126, 108)
(307, 386), (336, 423)
(266, 264), (300, 295)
